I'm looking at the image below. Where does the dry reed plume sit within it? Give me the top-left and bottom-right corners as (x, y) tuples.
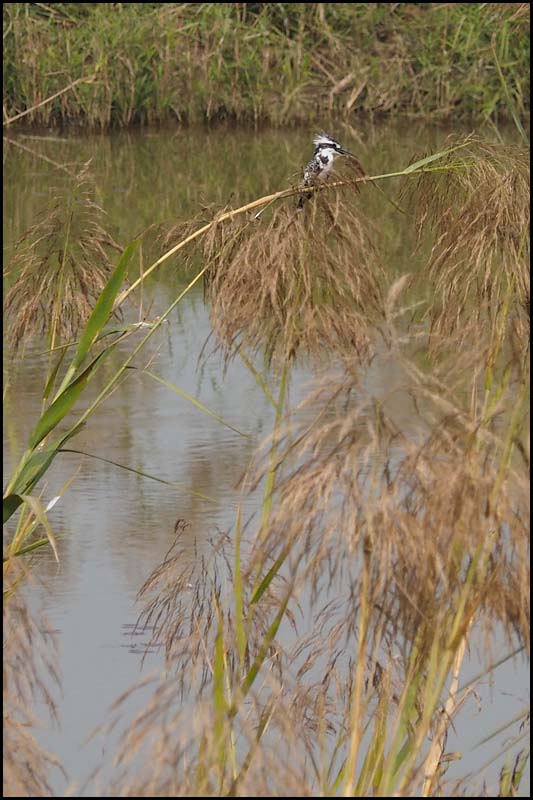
(403, 138), (530, 355)
(203, 188), (383, 367)
(4, 167), (122, 349)
(102, 308), (529, 795)
(254, 347), (529, 652)
(134, 521), (291, 686)
(104, 522), (304, 797)
(3, 572), (63, 797)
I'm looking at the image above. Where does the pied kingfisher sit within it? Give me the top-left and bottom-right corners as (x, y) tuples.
(297, 132), (357, 209)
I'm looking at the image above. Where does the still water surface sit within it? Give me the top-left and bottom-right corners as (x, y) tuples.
(3, 123), (529, 796)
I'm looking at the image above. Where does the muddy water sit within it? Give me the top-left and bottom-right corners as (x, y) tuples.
(3, 124), (529, 796)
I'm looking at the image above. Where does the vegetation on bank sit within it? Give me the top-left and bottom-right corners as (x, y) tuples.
(3, 2), (530, 129)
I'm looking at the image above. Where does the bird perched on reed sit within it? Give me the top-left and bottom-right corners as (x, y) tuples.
(297, 132), (364, 209)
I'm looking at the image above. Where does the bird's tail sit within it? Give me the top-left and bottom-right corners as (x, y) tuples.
(296, 190), (312, 211)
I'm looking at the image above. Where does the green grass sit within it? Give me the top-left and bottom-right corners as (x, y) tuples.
(3, 3), (530, 130)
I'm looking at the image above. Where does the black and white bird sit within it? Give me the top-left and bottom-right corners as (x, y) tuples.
(297, 133), (358, 209)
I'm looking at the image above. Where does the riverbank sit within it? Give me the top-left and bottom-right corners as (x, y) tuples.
(3, 3), (530, 130)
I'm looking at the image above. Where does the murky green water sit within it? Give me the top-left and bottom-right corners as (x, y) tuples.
(3, 124), (529, 796)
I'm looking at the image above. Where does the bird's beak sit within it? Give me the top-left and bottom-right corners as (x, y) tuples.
(340, 148), (366, 177)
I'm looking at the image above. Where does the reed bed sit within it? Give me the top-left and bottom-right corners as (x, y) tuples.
(3, 134), (530, 796)
(3, 3), (530, 130)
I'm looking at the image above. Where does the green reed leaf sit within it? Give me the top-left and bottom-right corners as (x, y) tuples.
(54, 240), (139, 398)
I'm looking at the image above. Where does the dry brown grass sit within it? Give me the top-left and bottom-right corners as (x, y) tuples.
(203, 187), (383, 367)
(3, 167), (122, 350)
(403, 138), (530, 355)
(100, 304), (529, 796)
(3, 572), (63, 797)
(244, 265), (529, 645)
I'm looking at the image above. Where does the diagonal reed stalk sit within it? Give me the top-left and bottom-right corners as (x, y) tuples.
(113, 137), (475, 313)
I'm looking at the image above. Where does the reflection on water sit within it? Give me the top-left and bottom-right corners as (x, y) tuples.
(3, 123), (528, 796)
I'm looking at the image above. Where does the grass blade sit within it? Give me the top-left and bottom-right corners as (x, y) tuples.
(43, 348), (67, 402)
(18, 494), (59, 563)
(475, 708), (531, 749)
(143, 370), (250, 438)
(29, 348), (112, 450)
(6, 426), (86, 508)
(236, 588), (291, 704)
(251, 546), (290, 605)
(3, 494), (24, 525)
(234, 505), (246, 673)
(54, 241), (139, 398)
(213, 607), (227, 775)
(59, 448), (216, 502)
(402, 139), (474, 174)
(3, 537), (50, 561)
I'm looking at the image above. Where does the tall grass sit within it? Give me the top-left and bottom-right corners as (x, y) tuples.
(3, 135), (530, 795)
(402, 140), (530, 354)
(104, 327), (529, 794)
(3, 3), (530, 130)
(3, 568), (64, 797)
(4, 167), (122, 351)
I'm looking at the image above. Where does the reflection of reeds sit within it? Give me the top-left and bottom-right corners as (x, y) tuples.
(4, 168), (121, 349)
(204, 191), (382, 366)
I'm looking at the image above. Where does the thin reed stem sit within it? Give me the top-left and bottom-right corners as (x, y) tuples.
(260, 363), (289, 537)
(3, 76), (95, 126)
